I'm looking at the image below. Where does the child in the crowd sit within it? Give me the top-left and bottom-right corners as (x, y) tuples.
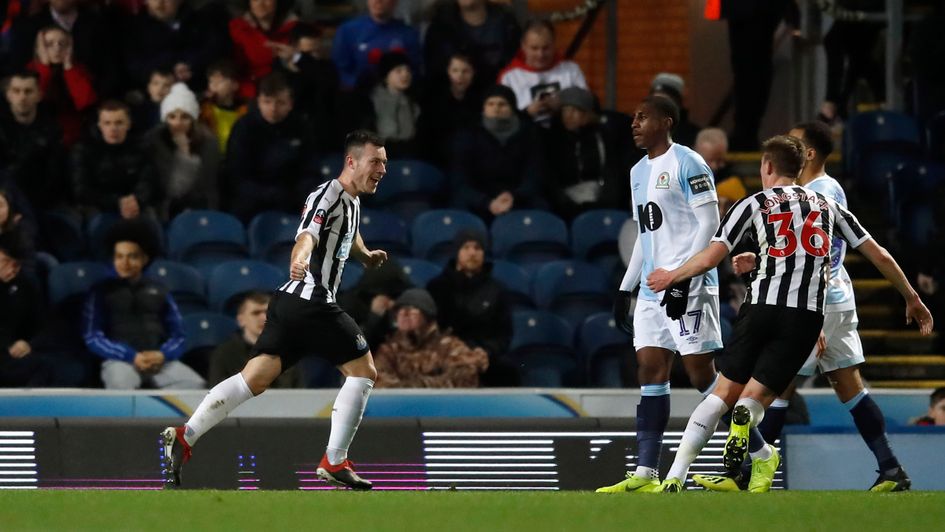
(370, 51), (421, 158)
(130, 68), (174, 137)
(199, 60), (247, 154)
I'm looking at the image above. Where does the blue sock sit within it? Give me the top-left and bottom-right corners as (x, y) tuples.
(847, 390), (900, 473)
(637, 383), (671, 470)
(758, 399), (789, 443)
(748, 427), (766, 453)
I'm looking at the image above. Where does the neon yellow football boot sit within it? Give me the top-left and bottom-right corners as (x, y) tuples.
(748, 444), (780, 493)
(595, 472), (660, 493)
(723, 404), (751, 471)
(658, 478), (683, 493)
(692, 473), (743, 492)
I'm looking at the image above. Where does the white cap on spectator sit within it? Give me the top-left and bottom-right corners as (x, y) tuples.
(160, 82), (200, 121)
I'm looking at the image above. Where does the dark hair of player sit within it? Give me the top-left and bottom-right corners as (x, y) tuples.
(793, 121), (834, 161)
(762, 135), (806, 179)
(642, 95), (679, 132)
(344, 130), (385, 156)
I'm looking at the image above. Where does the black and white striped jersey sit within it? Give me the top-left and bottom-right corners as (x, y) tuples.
(712, 185), (870, 313)
(278, 180), (360, 303)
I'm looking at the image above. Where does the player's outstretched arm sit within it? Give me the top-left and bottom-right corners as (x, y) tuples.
(647, 241), (729, 293)
(856, 239), (934, 335)
(352, 232), (387, 269)
(289, 232), (316, 280)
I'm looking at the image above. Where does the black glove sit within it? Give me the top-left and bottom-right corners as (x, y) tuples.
(613, 290), (634, 335)
(660, 280), (691, 321)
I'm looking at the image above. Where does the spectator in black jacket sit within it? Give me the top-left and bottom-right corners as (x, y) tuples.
(0, 232), (49, 387)
(82, 220), (204, 389)
(120, 0), (229, 93)
(424, 0), (520, 88)
(420, 52), (482, 167)
(225, 72), (315, 221)
(427, 229), (514, 386)
(544, 87), (628, 221)
(272, 23), (340, 149)
(71, 100), (159, 220)
(0, 70), (68, 211)
(450, 84), (546, 221)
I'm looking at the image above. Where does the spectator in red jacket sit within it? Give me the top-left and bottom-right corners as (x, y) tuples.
(229, 0), (298, 100)
(26, 25), (96, 146)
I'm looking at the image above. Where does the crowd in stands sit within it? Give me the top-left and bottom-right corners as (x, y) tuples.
(0, 0), (941, 391)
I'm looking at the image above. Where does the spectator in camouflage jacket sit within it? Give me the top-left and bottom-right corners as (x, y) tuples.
(374, 288), (488, 388)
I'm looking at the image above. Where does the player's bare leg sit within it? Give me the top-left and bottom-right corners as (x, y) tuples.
(162, 355), (281, 487)
(661, 374), (741, 491)
(316, 352), (377, 490)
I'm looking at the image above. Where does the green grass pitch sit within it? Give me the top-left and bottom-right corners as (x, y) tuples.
(3, 491), (944, 531)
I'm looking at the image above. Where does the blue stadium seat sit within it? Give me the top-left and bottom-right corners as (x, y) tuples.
(397, 258), (441, 288)
(360, 209), (410, 257)
(509, 310), (577, 387)
(570, 209), (629, 262)
(491, 260), (534, 309)
(181, 312), (238, 356)
(86, 212), (165, 261)
(314, 152), (346, 182)
(146, 259), (207, 315)
(338, 261), (364, 293)
(900, 203), (935, 247)
(411, 209), (488, 264)
(168, 210), (248, 277)
(47, 261), (109, 305)
(894, 160), (945, 198)
(180, 311), (238, 377)
(207, 260), (284, 313)
(247, 211), (298, 267)
(570, 209), (628, 277)
(578, 313), (632, 388)
(532, 260), (611, 326)
(369, 159), (447, 222)
(491, 210), (569, 269)
(38, 211), (85, 262)
(846, 110), (922, 175)
(857, 147), (920, 196)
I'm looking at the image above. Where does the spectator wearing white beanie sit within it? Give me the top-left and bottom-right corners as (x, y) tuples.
(145, 82), (221, 222)
(160, 83), (201, 122)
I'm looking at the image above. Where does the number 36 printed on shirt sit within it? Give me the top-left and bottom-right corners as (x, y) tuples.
(766, 211), (830, 258)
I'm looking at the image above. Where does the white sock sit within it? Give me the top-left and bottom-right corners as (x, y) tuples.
(634, 466), (659, 480)
(771, 398), (790, 409)
(326, 377), (374, 465)
(750, 443), (773, 461)
(184, 373), (254, 446)
(735, 397), (766, 428)
(667, 394), (729, 481)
